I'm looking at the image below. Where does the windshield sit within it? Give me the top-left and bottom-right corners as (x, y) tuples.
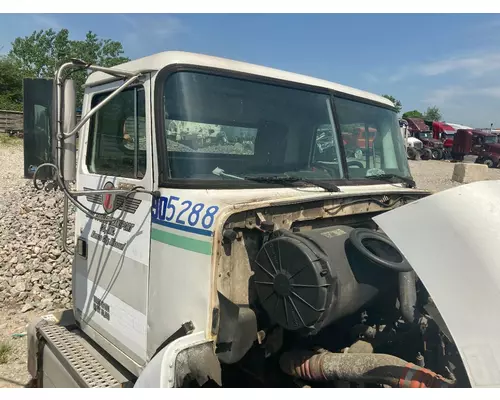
(419, 131), (432, 139)
(485, 136), (497, 144)
(334, 97), (410, 179)
(160, 71), (410, 186)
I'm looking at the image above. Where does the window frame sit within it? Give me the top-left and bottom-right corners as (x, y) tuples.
(154, 64), (401, 189)
(85, 84), (148, 181)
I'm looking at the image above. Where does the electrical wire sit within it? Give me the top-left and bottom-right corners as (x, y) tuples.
(324, 195), (418, 217)
(33, 163), (156, 223)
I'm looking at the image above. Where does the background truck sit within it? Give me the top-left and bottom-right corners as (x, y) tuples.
(399, 119), (428, 160)
(451, 128), (498, 166)
(404, 118), (444, 160)
(429, 121), (457, 159)
(24, 52), (469, 388)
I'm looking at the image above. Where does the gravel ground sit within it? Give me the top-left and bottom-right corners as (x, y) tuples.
(0, 139), (34, 388)
(1, 137), (500, 388)
(409, 157), (500, 192)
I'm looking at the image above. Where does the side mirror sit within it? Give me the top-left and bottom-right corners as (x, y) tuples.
(61, 79), (77, 182)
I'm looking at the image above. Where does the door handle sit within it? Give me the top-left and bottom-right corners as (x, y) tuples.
(77, 237), (87, 259)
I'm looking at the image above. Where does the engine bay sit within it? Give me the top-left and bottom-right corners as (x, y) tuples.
(212, 194), (470, 388)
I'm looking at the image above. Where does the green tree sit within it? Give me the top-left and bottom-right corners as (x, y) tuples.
(382, 94), (402, 114)
(9, 29), (129, 106)
(0, 56), (23, 111)
(402, 110), (424, 119)
(423, 106), (442, 122)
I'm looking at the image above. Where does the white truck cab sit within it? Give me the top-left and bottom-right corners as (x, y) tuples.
(24, 51), (471, 388)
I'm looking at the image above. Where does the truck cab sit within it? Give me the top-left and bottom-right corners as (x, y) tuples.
(25, 51), (472, 388)
(451, 128), (498, 166)
(431, 121), (456, 156)
(404, 118), (444, 160)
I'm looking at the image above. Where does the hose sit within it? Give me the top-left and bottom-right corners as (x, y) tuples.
(399, 271), (422, 325)
(32, 163), (151, 223)
(280, 350), (455, 388)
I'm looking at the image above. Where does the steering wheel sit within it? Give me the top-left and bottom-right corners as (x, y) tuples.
(347, 161), (364, 168)
(311, 162), (340, 177)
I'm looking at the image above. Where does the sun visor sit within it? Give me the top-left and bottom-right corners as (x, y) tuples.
(374, 180), (500, 388)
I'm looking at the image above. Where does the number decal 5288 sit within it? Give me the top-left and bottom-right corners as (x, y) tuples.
(152, 196), (220, 230)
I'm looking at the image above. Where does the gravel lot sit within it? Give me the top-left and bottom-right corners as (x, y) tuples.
(0, 139), (35, 388)
(409, 157), (500, 192)
(1, 137), (500, 388)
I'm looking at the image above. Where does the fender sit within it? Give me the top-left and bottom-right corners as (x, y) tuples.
(133, 331), (221, 388)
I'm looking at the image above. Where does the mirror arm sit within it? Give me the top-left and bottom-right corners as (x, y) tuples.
(59, 74), (140, 140)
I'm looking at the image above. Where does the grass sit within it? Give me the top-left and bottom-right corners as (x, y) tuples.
(0, 133), (23, 148)
(0, 341), (12, 364)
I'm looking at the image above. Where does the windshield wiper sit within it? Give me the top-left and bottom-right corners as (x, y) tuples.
(212, 167), (341, 192)
(244, 176), (341, 192)
(365, 173), (416, 188)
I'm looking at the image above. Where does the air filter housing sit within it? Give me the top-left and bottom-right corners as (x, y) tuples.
(252, 225), (411, 335)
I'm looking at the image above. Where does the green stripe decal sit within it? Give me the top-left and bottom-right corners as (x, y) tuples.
(151, 228), (212, 255)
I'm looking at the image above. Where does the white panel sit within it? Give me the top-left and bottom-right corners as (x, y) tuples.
(75, 273), (147, 360)
(147, 240), (211, 353)
(374, 180), (500, 387)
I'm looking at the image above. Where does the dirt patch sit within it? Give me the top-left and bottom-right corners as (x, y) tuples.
(0, 308), (35, 388)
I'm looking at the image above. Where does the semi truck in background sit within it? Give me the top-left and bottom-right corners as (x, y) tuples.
(22, 51), (476, 388)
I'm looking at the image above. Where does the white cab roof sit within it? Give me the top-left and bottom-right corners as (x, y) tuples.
(86, 51), (393, 107)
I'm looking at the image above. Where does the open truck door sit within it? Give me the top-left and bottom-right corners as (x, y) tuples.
(23, 78), (55, 181)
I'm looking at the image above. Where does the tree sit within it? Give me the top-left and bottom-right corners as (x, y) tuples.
(423, 106), (442, 122)
(382, 94), (402, 114)
(0, 56), (23, 111)
(9, 29), (130, 106)
(402, 110), (424, 119)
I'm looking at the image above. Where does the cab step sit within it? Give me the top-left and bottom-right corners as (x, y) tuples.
(38, 322), (133, 388)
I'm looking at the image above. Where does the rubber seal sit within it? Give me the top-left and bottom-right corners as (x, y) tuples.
(349, 228), (413, 272)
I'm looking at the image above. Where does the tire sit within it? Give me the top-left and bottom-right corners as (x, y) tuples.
(407, 147), (417, 160)
(483, 158), (496, 168)
(421, 148), (432, 160)
(431, 148), (443, 160)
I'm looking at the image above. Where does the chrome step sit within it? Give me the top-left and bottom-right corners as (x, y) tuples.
(38, 322), (127, 388)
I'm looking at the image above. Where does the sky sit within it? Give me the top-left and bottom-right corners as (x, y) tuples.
(1, 13), (500, 127)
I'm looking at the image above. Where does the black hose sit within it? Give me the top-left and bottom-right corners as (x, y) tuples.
(398, 271), (421, 325)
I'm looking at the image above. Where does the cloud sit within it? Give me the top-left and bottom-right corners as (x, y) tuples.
(30, 14), (63, 30)
(153, 16), (187, 39)
(475, 86), (500, 98)
(388, 51), (500, 82)
(117, 14), (188, 57)
(118, 14), (188, 40)
(423, 85), (500, 105)
(362, 72), (379, 84)
(422, 86), (466, 104)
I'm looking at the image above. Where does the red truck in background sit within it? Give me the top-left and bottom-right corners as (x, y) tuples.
(341, 126), (376, 159)
(431, 121), (456, 155)
(404, 118), (445, 159)
(451, 128), (499, 167)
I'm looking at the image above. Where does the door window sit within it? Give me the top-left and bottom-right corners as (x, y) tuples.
(86, 86), (147, 179)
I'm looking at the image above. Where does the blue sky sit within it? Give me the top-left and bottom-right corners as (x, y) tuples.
(1, 13), (500, 127)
